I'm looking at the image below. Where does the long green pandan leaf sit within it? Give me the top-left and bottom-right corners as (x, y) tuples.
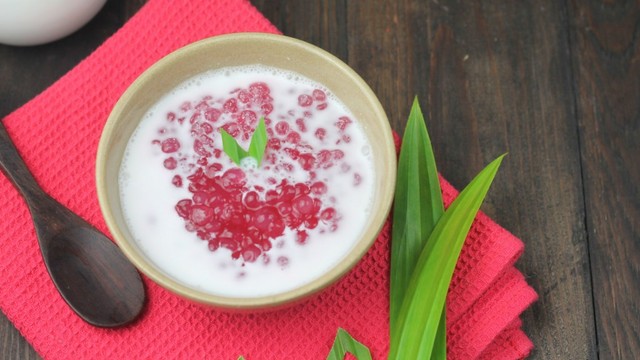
(390, 98), (445, 331)
(390, 98), (447, 358)
(388, 154), (505, 360)
(326, 328), (372, 360)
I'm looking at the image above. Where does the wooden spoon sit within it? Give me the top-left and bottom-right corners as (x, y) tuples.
(0, 121), (145, 327)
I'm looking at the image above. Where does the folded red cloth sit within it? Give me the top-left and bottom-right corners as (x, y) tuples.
(0, 0), (537, 358)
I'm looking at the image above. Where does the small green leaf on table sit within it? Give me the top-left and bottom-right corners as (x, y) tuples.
(326, 328), (372, 360)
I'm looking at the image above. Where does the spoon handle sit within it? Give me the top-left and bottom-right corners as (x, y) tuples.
(0, 121), (74, 237)
(0, 121), (49, 204)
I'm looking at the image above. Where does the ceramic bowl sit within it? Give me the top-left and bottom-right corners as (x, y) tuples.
(96, 33), (396, 309)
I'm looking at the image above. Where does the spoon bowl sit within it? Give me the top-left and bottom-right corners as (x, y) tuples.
(44, 224), (144, 327)
(0, 121), (145, 327)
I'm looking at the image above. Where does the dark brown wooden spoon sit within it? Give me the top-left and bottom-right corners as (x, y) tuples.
(0, 121), (145, 327)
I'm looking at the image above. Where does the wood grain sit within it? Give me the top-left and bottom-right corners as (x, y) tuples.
(253, 0), (348, 60)
(568, 0), (640, 358)
(0, 321), (39, 360)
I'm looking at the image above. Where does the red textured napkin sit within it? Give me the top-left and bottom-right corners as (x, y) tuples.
(0, 0), (537, 359)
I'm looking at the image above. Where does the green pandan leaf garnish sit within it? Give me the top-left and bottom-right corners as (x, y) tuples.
(221, 117), (268, 166)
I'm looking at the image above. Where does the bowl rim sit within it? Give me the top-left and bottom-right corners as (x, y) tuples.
(96, 32), (396, 309)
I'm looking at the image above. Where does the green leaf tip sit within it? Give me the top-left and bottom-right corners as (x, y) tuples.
(326, 328), (372, 360)
(248, 117), (268, 165)
(221, 117), (268, 166)
(220, 129), (248, 164)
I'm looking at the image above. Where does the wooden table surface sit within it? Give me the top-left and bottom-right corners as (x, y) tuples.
(0, 1), (638, 359)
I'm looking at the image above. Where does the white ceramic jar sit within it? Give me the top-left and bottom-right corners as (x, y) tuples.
(0, 0), (107, 46)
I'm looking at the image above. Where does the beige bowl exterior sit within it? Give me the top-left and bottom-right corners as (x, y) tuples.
(96, 33), (396, 309)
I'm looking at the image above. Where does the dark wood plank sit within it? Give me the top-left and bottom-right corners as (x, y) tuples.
(252, 0), (348, 60)
(343, 1), (596, 358)
(568, 1), (640, 358)
(0, 1), (146, 359)
(0, 319), (39, 360)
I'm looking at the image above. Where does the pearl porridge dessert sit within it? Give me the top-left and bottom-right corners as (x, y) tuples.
(119, 64), (375, 298)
